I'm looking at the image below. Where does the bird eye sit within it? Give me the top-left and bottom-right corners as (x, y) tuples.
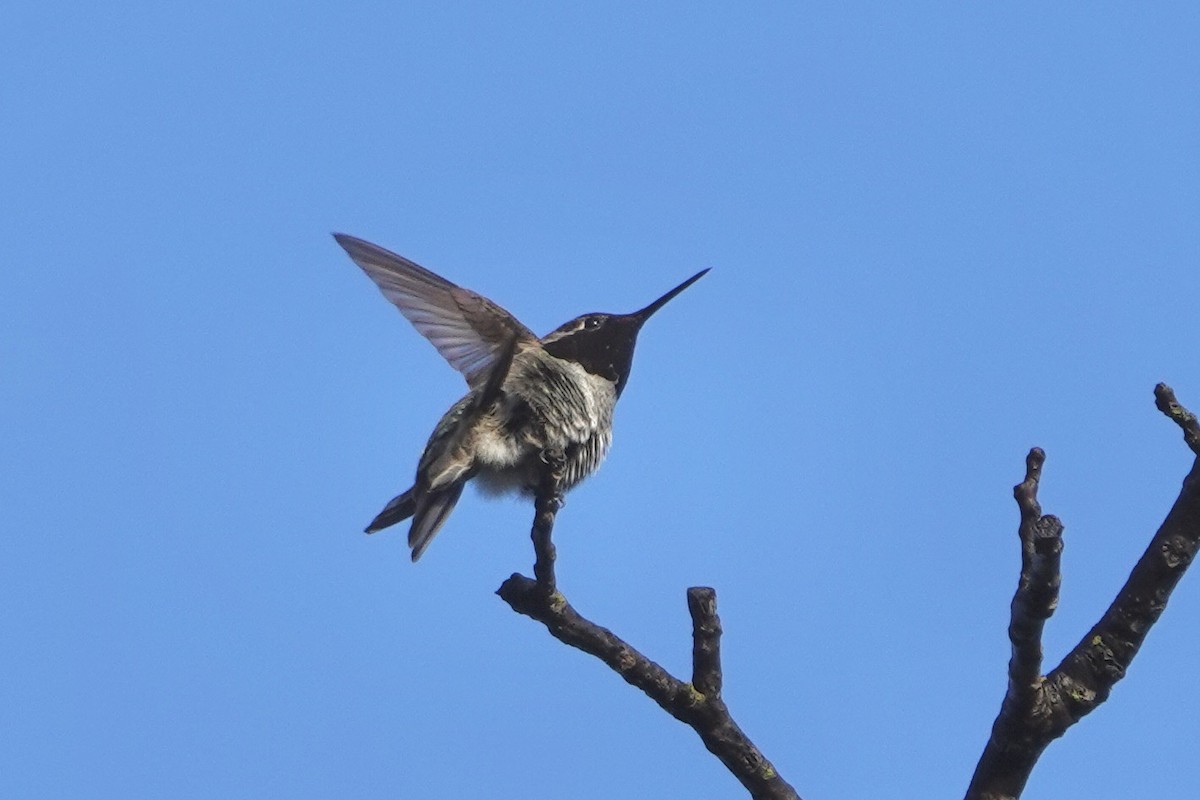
(584, 316), (602, 330)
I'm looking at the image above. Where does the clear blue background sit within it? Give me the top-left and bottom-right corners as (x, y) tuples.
(4, 4), (1199, 798)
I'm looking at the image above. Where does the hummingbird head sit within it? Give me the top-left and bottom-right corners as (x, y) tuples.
(541, 268), (709, 396)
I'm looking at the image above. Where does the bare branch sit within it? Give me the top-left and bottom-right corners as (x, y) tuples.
(967, 385), (1200, 800)
(1007, 448), (1064, 709)
(497, 453), (799, 800)
(688, 587), (722, 698)
(529, 448), (564, 594)
(965, 448), (1065, 800)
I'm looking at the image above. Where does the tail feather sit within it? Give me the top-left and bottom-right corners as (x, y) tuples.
(408, 483), (465, 561)
(362, 335), (509, 558)
(365, 489), (416, 533)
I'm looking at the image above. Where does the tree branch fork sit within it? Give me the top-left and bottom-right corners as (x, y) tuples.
(496, 451), (800, 800)
(491, 384), (1199, 800)
(966, 383), (1200, 800)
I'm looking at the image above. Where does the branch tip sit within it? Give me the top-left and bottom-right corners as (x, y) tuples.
(1155, 383), (1200, 456)
(687, 587), (722, 698)
(1014, 447), (1047, 519)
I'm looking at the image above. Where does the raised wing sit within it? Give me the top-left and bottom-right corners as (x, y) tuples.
(334, 233), (537, 387)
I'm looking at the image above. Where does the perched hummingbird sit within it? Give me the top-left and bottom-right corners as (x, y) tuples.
(335, 233), (708, 561)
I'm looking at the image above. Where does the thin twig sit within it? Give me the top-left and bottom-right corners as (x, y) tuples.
(688, 587), (722, 698)
(530, 448), (565, 594)
(1007, 448), (1064, 708)
(966, 448), (1065, 800)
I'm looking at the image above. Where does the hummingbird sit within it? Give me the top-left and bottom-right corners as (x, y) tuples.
(334, 233), (708, 561)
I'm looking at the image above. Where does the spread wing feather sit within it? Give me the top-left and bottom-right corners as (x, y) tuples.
(333, 233), (537, 387)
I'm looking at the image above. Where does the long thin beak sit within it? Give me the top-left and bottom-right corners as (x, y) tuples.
(631, 268), (710, 324)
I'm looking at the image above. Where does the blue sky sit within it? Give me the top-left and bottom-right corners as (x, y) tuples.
(4, 4), (1199, 798)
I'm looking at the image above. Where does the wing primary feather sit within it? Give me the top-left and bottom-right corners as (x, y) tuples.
(333, 233), (537, 388)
